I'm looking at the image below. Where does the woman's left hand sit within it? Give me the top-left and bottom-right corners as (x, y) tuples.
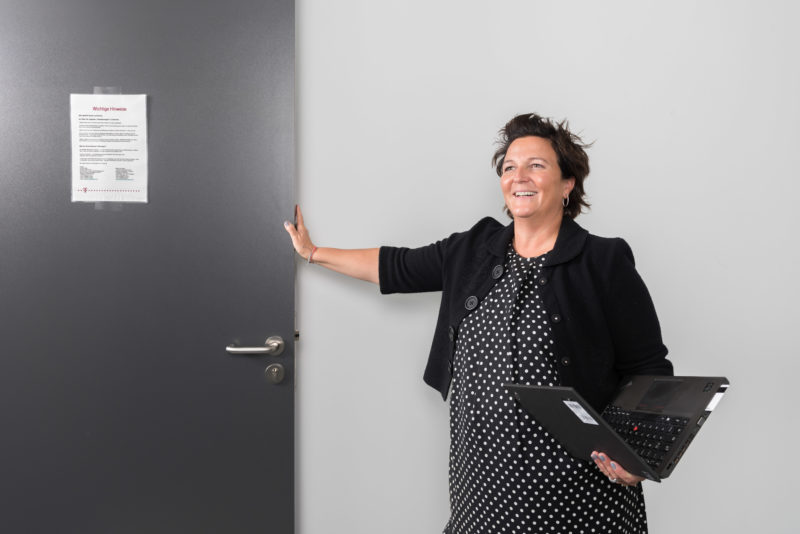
(591, 451), (645, 487)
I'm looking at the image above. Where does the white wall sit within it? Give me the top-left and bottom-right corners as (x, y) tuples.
(295, 1), (800, 532)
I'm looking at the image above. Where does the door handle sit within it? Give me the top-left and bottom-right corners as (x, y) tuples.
(226, 336), (284, 356)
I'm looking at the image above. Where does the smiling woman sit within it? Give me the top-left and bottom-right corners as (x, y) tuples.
(494, 113), (591, 221)
(500, 135), (573, 227)
(284, 112), (672, 534)
(491, 114), (593, 257)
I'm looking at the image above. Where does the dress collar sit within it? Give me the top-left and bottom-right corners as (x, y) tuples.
(486, 217), (589, 267)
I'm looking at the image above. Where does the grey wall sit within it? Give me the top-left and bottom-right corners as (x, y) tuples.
(296, 1), (799, 532)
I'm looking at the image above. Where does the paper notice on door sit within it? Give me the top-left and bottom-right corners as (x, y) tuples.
(70, 94), (148, 202)
(563, 400), (599, 425)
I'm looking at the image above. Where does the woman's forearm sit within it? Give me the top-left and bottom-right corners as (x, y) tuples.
(307, 247), (380, 284)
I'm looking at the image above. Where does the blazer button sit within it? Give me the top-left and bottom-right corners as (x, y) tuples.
(491, 265), (504, 279)
(551, 313), (562, 323)
(538, 276), (548, 286)
(465, 295), (478, 310)
(448, 326), (456, 341)
(561, 357), (571, 366)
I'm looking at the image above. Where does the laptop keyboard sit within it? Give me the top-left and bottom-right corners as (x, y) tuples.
(601, 405), (689, 469)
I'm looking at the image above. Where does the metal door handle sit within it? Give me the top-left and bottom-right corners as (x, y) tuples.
(226, 336), (284, 355)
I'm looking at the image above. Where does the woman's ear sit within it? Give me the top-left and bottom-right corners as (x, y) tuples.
(563, 177), (576, 197)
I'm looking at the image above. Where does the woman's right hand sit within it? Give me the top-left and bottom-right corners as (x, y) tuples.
(282, 205), (380, 284)
(283, 205), (315, 261)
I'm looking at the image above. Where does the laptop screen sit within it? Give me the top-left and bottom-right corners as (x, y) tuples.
(635, 379), (680, 412)
(633, 378), (702, 416)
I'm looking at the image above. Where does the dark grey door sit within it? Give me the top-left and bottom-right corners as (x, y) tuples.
(0, 1), (295, 532)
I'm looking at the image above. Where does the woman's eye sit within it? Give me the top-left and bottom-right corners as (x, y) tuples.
(503, 166), (514, 173)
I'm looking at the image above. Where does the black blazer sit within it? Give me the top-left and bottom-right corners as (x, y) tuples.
(378, 216), (673, 411)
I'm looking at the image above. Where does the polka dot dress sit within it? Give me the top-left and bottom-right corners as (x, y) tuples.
(446, 245), (648, 534)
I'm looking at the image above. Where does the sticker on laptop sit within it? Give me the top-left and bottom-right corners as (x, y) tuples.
(705, 384), (729, 411)
(563, 400), (599, 425)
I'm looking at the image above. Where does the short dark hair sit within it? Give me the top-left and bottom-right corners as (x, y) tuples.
(492, 113), (592, 219)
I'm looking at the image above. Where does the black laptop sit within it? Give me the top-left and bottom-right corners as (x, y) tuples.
(505, 376), (729, 482)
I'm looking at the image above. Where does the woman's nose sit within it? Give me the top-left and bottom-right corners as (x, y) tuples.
(512, 169), (529, 182)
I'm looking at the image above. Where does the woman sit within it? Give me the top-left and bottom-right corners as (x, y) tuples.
(284, 113), (672, 533)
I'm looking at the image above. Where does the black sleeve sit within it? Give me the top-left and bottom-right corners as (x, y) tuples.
(378, 238), (447, 294)
(603, 238), (673, 377)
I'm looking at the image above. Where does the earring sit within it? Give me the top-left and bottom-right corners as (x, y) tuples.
(562, 196), (570, 208)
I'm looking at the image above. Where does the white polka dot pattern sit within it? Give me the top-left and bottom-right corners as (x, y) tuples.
(446, 246), (647, 534)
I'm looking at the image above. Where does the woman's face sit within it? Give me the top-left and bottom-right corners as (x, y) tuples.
(500, 136), (574, 221)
